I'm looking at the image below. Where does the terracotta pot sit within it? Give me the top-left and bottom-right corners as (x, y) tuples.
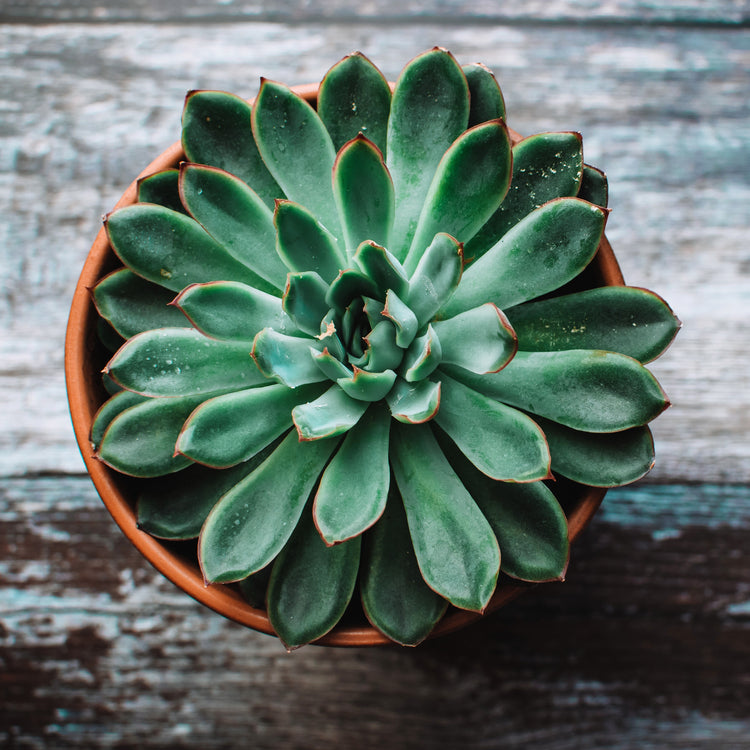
(65, 84), (624, 647)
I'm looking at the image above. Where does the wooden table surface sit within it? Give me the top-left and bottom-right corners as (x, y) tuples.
(2, 2), (749, 748)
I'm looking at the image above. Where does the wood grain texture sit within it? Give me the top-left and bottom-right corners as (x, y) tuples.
(1, 0), (748, 24)
(2, 9), (749, 748)
(2, 478), (750, 749)
(1, 23), (748, 481)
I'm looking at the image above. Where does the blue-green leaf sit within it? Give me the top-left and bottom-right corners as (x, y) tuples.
(292, 385), (370, 440)
(251, 329), (326, 388)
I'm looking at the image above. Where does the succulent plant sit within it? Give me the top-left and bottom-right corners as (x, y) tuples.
(89, 48), (679, 648)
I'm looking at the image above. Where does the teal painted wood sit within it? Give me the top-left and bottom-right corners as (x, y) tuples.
(1, 0), (747, 23)
(1, 478), (749, 748)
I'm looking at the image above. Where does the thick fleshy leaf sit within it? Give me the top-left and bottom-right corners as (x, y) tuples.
(181, 90), (282, 208)
(174, 281), (294, 342)
(176, 383), (327, 468)
(506, 286), (680, 363)
(238, 566), (273, 609)
(382, 289), (418, 348)
(360, 487), (448, 646)
(534, 416), (655, 487)
(401, 325), (442, 382)
(432, 303), (517, 374)
(97, 318), (124, 353)
(106, 328), (265, 397)
(579, 164), (609, 207)
(390, 422), (500, 612)
(445, 198), (606, 315)
(463, 63), (506, 126)
(354, 241), (410, 300)
(251, 329), (326, 388)
(447, 349), (670, 432)
(311, 347), (352, 380)
(386, 48), (470, 259)
(97, 395), (204, 477)
(318, 52), (392, 154)
(357, 320), (403, 372)
(105, 204), (261, 293)
(333, 135), (394, 255)
(282, 272), (331, 337)
(267, 503), (361, 649)
(292, 385), (369, 440)
(274, 200), (346, 282)
(252, 80), (342, 240)
(314, 404), (391, 544)
(326, 268), (379, 313)
(386, 377), (441, 424)
(137, 169), (185, 214)
(179, 163), (286, 293)
(90, 389), (148, 450)
(436, 427), (568, 582)
(407, 233), (463, 327)
(199, 431), (339, 583)
(318, 311), (346, 361)
(337, 368), (397, 402)
(405, 120), (511, 273)
(434, 372), (550, 481)
(464, 132), (584, 262)
(137, 445), (279, 539)
(92, 268), (189, 339)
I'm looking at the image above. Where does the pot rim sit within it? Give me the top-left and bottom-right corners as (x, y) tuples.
(65, 83), (623, 647)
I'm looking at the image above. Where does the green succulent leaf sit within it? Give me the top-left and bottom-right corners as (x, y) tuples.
(326, 268), (379, 314)
(387, 378), (441, 424)
(106, 328), (265, 397)
(97, 318), (125, 353)
(358, 320), (403, 372)
(534, 416), (655, 487)
(314, 403), (391, 544)
(318, 310), (347, 361)
(176, 383), (327, 468)
(292, 385), (370, 440)
(137, 169), (185, 214)
(390, 422), (500, 612)
(432, 303), (517, 374)
(238, 565), (273, 609)
(463, 63), (506, 126)
(333, 135), (395, 256)
(181, 90), (283, 209)
(405, 119), (511, 273)
(90, 389), (148, 450)
(407, 232), (463, 327)
(97, 394), (205, 477)
(274, 199), (346, 283)
(251, 328), (326, 388)
(311, 347), (352, 380)
(105, 204), (263, 294)
(137, 444), (279, 539)
(382, 289), (418, 348)
(281, 272), (331, 337)
(436, 427), (569, 581)
(465, 132), (584, 262)
(449, 349), (670, 433)
(268, 503), (361, 649)
(199, 431), (340, 583)
(401, 325), (442, 382)
(578, 164), (609, 207)
(179, 163), (286, 293)
(318, 51), (392, 155)
(435, 372), (551, 481)
(446, 198), (606, 316)
(354, 241), (410, 301)
(360, 485), (448, 646)
(174, 281), (294, 342)
(387, 47), (470, 259)
(92, 268), (189, 339)
(252, 79), (342, 241)
(337, 368), (397, 402)
(506, 286), (681, 363)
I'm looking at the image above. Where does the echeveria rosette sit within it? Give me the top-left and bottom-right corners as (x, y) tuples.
(89, 48), (679, 649)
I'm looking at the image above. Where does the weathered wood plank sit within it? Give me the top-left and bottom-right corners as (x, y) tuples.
(1, 0), (748, 24)
(2, 478), (749, 748)
(1, 23), (748, 482)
